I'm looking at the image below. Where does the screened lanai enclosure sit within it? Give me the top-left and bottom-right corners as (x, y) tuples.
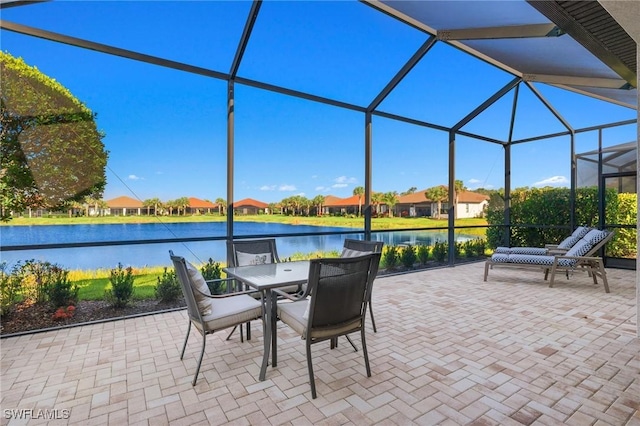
(1, 1), (638, 331)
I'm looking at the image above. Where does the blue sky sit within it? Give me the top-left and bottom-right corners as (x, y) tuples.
(2, 1), (636, 203)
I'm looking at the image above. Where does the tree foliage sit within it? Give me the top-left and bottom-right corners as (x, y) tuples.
(0, 52), (108, 221)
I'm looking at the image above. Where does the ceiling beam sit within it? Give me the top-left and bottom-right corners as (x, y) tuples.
(523, 73), (631, 89)
(437, 23), (564, 41)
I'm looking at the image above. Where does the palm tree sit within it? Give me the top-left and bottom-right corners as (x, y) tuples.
(353, 186), (364, 217)
(382, 191), (398, 217)
(143, 197), (161, 216)
(371, 192), (383, 216)
(453, 179), (466, 219)
(312, 195), (325, 216)
(425, 186), (448, 219)
(400, 187), (417, 196)
(176, 197), (189, 215)
(215, 198), (226, 215)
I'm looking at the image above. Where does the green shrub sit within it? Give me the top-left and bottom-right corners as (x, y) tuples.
(400, 245), (417, 268)
(474, 238), (486, 256)
(105, 263), (135, 308)
(0, 262), (22, 316)
(22, 259), (57, 304)
(47, 265), (78, 308)
(382, 246), (399, 270)
(463, 240), (475, 258)
(454, 242), (464, 259)
(432, 241), (447, 262)
(155, 267), (182, 303)
(416, 245), (430, 265)
(200, 258), (226, 294)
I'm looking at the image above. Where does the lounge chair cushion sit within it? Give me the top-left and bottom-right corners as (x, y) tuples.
(557, 235), (581, 250)
(236, 251), (272, 266)
(582, 229), (609, 246)
(571, 226), (592, 239)
(508, 254), (556, 266)
(494, 247), (547, 255)
(186, 261), (213, 316)
(564, 238), (593, 257)
(490, 253), (511, 263)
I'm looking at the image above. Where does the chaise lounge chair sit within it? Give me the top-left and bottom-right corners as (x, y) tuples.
(494, 226), (592, 255)
(484, 229), (614, 293)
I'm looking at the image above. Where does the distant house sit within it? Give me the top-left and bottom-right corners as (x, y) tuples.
(105, 196), (143, 216)
(187, 197), (217, 215)
(322, 195), (362, 216)
(395, 188), (489, 219)
(233, 198), (268, 215)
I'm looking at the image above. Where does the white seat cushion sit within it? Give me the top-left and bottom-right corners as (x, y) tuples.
(195, 294), (262, 332)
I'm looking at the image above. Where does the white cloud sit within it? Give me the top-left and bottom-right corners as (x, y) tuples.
(127, 174), (143, 181)
(468, 178), (481, 184)
(332, 183), (348, 188)
(334, 176), (357, 185)
(260, 185), (276, 191)
(533, 176), (569, 187)
(315, 186), (329, 192)
(279, 184), (297, 191)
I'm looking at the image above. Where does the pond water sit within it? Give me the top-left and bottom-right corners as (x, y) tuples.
(0, 222), (476, 270)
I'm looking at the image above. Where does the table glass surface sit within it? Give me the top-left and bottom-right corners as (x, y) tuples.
(223, 261), (309, 290)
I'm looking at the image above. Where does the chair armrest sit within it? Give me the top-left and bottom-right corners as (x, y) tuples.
(273, 286), (309, 301)
(545, 244), (559, 249)
(192, 280), (258, 299)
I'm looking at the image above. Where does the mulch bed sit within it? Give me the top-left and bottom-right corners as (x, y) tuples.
(1, 299), (185, 336)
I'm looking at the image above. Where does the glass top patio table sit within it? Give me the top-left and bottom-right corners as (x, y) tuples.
(223, 260), (310, 381)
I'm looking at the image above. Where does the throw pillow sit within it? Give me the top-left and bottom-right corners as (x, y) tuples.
(186, 261), (212, 316)
(340, 248), (372, 258)
(236, 251), (272, 266)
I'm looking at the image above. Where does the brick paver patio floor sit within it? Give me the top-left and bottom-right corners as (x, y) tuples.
(1, 262), (638, 425)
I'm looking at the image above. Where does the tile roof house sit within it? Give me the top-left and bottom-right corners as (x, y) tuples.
(233, 198), (268, 215)
(187, 197), (217, 214)
(105, 196), (143, 216)
(322, 194), (363, 216)
(395, 188), (489, 219)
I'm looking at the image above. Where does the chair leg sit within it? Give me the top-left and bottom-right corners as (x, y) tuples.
(225, 325), (238, 341)
(192, 333), (206, 386)
(246, 321), (251, 340)
(549, 263), (558, 287)
(369, 301), (377, 333)
(483, 260), (490, 281)
(597, 259), (610, 293)
(361, 328), (371, 378)
(180, 321), (191, 360)
(306, 340), (317, 399)
(345, 335), (358, 352)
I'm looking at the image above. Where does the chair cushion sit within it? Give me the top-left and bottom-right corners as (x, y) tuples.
(494, 247), (547, 255)
(571, 226), (592, 239)
(236, 251), (272, 266)
(581, 229), (609, 246)
(564, 239), (593, 257)
(340, 248), (372, 258)
(278, 300), (361, 340)
(508, 254), (555, 266)
(557, 235), (580, 250)
(186, 261), (213, 316)
(490, 253), (511, 263)
(196, 295), (262, 332)
(494, 247), (511, 254)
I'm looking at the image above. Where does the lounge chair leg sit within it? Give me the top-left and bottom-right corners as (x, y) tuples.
(549, 263), (558, 288)
(544, 268), (549, 281)
(598, 259), (610, 293)
(483, 260), (490, 281)
(306, 341), (317, 399)
(193, 334), (206, 386)
(180, 322), (191, 360)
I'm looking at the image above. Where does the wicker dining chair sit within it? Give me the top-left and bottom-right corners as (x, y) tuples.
(275, 253), (380, 399)
(341, 238), (384, 332)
